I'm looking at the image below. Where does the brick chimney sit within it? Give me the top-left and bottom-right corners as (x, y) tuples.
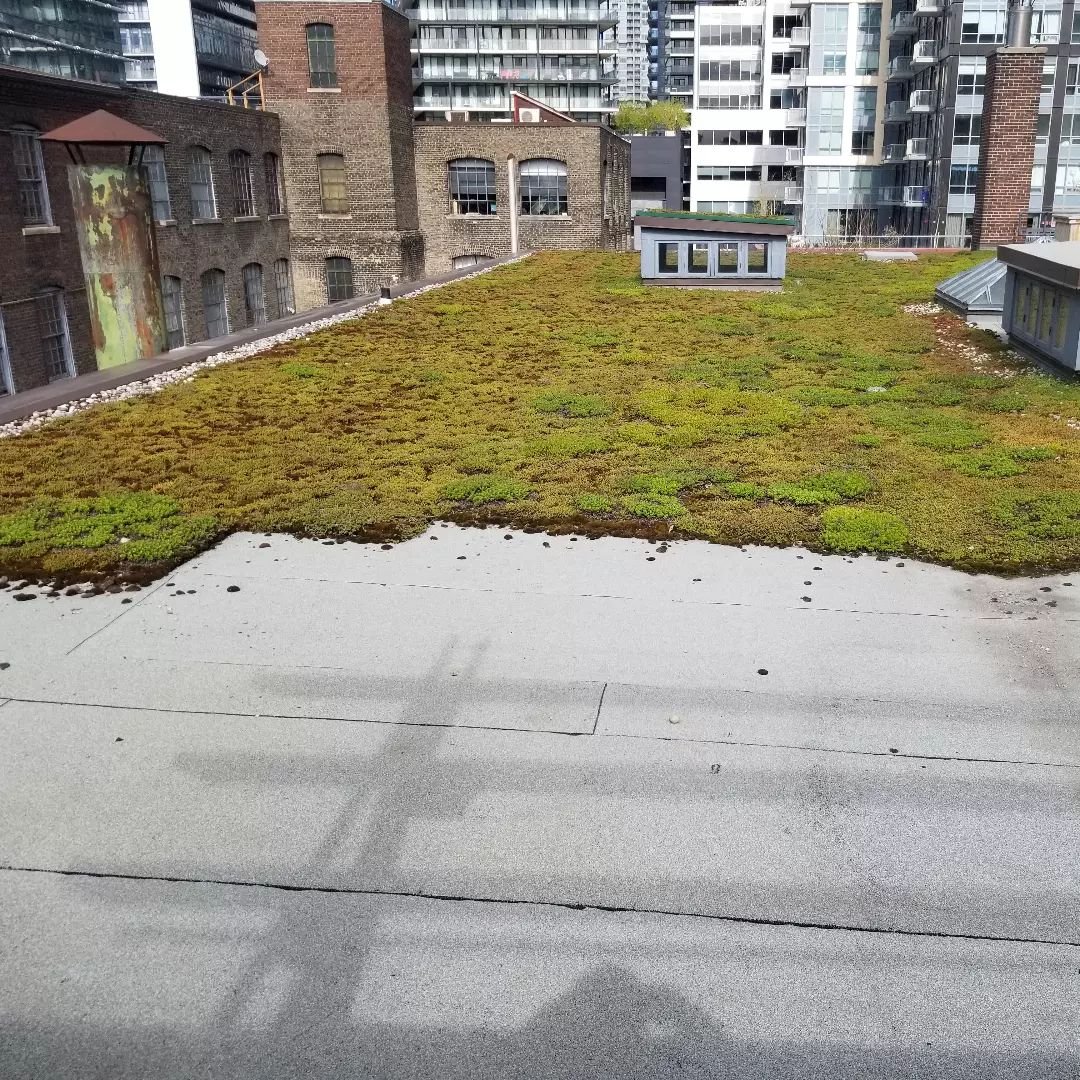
(970, 9), (1044, 249)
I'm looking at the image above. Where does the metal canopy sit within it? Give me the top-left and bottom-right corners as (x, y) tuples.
(40, 109), (167, 165)
(935, 257), (1007, 315)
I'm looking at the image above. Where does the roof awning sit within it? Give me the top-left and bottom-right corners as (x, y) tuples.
(40, 109), (167, 164)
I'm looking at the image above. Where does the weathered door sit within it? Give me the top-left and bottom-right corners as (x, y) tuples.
(68, 165), (166, 370)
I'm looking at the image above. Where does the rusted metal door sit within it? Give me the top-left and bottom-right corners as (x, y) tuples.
(68, 165), (166, 370)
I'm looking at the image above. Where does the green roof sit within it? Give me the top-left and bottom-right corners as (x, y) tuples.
(634, 208), (796, 227)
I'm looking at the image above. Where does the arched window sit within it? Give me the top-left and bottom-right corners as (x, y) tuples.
(162, 275), (185, 349)
(37, 288), (74, 380)
(201, 269), (229, 338)
(13, 125), (51, 225)
(264, 152), (284, 215)
(325, 257), (354, 302)
(318, 153), (348, 213)
(448, 158), (496, 215)
(189, 146), (217, 220)
(142, 144), (171, 222)
(274, 258), (295, 316)
(307, 23), (337, 87)
(242, 262), (266, 326)
(230, 149), (255, 217)
(519, 159), (568, 215)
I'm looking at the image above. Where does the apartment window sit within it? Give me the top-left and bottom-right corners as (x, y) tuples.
(699, 59), (760, 82)
(307, 23), (337, 87)
(141, 144), (171, 221)
(949, 164), (979, 194)
(1072, 9), (1080, 41)
(13, 126), (51, 226)
(771, 52), (800, 75)
(274, 259), (295, 316)
(448, 158), (496, 215)
(853, 87), (877, 132)
(189, 146), (216, 220)
(1038, 114), (1052, 146)
(162, 275), (185, 350)
(698, 94), (762, 109)
(717, 243), (738, 273)
(819, 4), (848, 75)
(747, 243), (769, 275)
(325, 257), (354, 302)
(1045, 58), (1059, 94)
(767, 165), (799, 182)
(519, 159), (567, 215)
(856, 5), (880, 76)
(0, 308), (12, 395)
(1031, 5), (1061, 44)
(37, 289), (74, 380)
(957, 58), (987, 96)
(811, 88), (845, 154)
(851, 131), (875, 154)
(954, 115), (982, 145)
(688, 243), (709, 275)
(770, 88), (805, 110)
(201, 269), (229, 338)
(318, 153), (348, 213)
(961, 0), (1007, 43)
(699, 21), (761, 46)
(230, 150), (255, 217)
(698, 130), (763, 146)
(1061, 113), (1080, 145)
(242, 263), (266, 326)
(1032, 164), (1046, 192)
(264, 153), (284, 215)
(657, 242), (679, 275)
(770, 129), (801, 146)
(772, 14), (803, 38)
(697, 166), (762, 181)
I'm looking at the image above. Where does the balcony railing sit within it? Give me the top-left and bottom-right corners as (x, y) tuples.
(887, 55), (913, 80)
(787, 66), (807, 86)
(914, 0), (943, 14)
(789, 26), (809, 46)
(912, 39), (938, 66)
(885, 143), (906, 163)
(784, 185), (803, 203)
(910, 88), (933, 112)
(890, 10), (917, 35)
(784, 107), (807, 125)
(905, 137), (929, 159)
(878, 186), (901, 203)
(785, 146), (804, 163)
(413, 2), (615, 22)
(885, 99), (909, 122)
(903, 184), (930, 206)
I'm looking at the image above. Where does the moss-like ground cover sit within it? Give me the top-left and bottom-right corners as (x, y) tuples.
(2, 250), (1080, 579)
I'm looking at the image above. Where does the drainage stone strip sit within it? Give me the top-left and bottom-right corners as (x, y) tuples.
(0, 255), (530, 440)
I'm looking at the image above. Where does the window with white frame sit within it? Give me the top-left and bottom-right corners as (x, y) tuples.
(13, 126), (51, 226)
(950, 163), (979, 194)
(0, 306), (12, 395)
(264, 153), (284, 215)
(37, 289), (74, 380)
(201, 269), (229, 338)
(141, 144), (171, 221)
(961, 0), (1007, 43)
(953, 115), (982, 145)
(242, 262), (266, 325)
(956, 57), (987, 96)
(519, 159), (567, 215)
(189, 146), (217, 219)
(856, 5), (880, 76)
(306, 23), (338, 87)
(1031, 2), (1061, 44)
(274, 258), (295, 316)
(817, 4), (848, 75)
(448, 158), (496, 215)
(230, 150), (255, 217)
(162, 275), (185, 349)
(325, 257), (354, 302)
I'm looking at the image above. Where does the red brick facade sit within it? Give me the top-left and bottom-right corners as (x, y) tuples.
(971, 47), (1045, 249)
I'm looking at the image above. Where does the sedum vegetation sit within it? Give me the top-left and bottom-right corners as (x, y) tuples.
(1, 250), (1080, 579)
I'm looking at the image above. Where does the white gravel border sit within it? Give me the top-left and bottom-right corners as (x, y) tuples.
(0, 255), (530, 440)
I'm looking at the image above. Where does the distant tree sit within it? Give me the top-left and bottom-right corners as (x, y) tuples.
(644, 100), (689, 133)
(612, 101), (649, 134)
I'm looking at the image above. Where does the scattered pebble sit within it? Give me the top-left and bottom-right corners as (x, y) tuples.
(380, 544), (393, 550)
(645, 556), (655, 562)
(258, 543), (271, 549)
(804, 580), (812, 585)
(757, 668), (768, 675)
(457, 556), (466, 561)
(503, 534), (513, 540)
(889, 747), (899, 754)
(692, 578), (701, 582)
(800, 596), (812, 602)
(1039, 586), (1052, 592)
(0, 662), (9, 670)
(115, 737), (123, 743)
(226, 585), (241, 593)
(121, 598), (133, 604)
(542, 542), (550, 548)
(12, 593), (35, 601)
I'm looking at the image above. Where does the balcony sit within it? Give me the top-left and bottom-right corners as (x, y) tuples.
(885, 99), (909, 122)
(910, 88), (933, 112)
(789, 26), (809, 46)
(905, 136), (929, 159)
(890, 10), (917, 35)
(784, 185), (803, 204)
(914, 0), (944, 14)
(903, 184), (930, 206)
(785, 147), (803, 164)
(912, 39), (938, 67)
(887, 55), (913, 80)
(786, 66), (807, 86)
(878, 186), (901, 203)
(784, 107), (807, 125)
(885, 142), (906, 163)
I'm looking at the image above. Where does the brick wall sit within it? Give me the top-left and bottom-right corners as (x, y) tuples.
(971, 47), (1045, 250)
(413, 124), (631, 273)
(0, 68), (290, 394)
(256, 0), (424, 304)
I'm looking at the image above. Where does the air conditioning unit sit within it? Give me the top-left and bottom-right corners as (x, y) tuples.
(448, 110), (470, 123)
(518, 107), (541, 123)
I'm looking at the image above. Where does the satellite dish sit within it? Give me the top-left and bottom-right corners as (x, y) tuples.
(253, 49), (270, 70)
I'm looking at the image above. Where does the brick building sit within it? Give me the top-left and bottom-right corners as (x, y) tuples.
(0, 67), (291, 395)
(255, 0), (630, 301)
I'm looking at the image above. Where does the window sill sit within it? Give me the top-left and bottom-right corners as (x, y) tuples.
(233, 215), (260, 223)
(447, 214), (499, 220)
(22, 225), (60, 236)
(155, 218), (177, 227)
(522, 214), (573, 220)
(318, 213), (353, 220)
(192, 217), (223, 225)
(308, 86), (341, 93)
(268, 213), (289, 220)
